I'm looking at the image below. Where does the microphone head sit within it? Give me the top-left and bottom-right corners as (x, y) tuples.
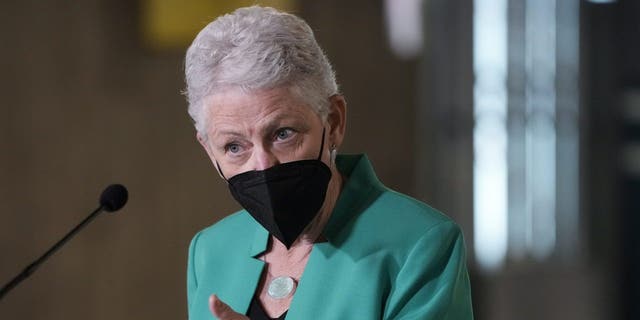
(99, 184), (128, 212)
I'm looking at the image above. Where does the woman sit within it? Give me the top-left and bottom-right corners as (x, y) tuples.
(184, 6), (473, 320)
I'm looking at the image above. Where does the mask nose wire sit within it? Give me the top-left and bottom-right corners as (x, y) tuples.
(216, 127), (327, 181)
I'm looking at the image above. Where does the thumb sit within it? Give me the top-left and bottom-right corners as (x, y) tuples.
(208, 294), (249, 320)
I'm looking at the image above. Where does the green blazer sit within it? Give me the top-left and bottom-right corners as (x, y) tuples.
(187, 155), (473, 319)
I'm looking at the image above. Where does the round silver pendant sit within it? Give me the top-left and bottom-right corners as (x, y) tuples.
(267, 276), (296, 299)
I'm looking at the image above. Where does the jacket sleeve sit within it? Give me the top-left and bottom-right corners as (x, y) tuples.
(187, 231), (203, 316)
(384, 221), (474, 320)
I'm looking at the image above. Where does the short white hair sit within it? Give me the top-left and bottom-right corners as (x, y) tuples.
(184, 6), (339, 138)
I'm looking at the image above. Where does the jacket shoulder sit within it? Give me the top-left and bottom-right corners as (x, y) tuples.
(375, 188), (454, 230)
(192, 210), (256, 252)
(340, 187), (463, 255)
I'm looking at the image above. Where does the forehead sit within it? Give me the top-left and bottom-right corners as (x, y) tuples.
(204, 87), (320, 135)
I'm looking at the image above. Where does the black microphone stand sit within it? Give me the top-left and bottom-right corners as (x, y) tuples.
(0, 205), (106, 301)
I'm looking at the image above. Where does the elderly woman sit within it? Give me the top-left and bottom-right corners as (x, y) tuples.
(184, 6), (473, 320)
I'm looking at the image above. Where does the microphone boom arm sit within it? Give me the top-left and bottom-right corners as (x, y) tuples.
(0, 205), (105, 301)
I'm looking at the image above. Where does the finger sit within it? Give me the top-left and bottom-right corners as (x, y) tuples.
(208, 294), (249, 320)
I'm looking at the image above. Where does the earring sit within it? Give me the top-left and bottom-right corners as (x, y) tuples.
(330, 144), (337, 163)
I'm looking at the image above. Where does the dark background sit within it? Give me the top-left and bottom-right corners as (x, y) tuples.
(0, 0), (637, 319)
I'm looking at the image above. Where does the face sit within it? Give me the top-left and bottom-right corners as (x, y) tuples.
(198, 87), (344, 179)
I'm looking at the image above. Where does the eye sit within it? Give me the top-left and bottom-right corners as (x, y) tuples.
(225, 143), (242, 154)
(275, 128), (295, 141)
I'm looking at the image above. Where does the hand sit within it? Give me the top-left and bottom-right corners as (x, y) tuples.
(208, 294), (249, 320)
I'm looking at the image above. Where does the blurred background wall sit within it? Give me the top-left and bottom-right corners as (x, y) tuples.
(0, 0), (638, 319)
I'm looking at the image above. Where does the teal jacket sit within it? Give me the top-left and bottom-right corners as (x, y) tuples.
(187, 155), (474, 319)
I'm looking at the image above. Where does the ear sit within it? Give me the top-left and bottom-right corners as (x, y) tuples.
(197, 132), (214, 158)
(327, 94), (347, 149)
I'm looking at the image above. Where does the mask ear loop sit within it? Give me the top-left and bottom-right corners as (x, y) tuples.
(317, 127), (327, 161)
(216, 161), (228, 181)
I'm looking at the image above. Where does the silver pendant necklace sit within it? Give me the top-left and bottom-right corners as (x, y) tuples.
(262, 246), (312, 300)
(267, 276), (297, 299)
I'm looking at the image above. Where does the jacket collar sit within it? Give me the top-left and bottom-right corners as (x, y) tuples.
(322, 154), (385, 245)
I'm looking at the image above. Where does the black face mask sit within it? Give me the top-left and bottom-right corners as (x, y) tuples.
(217, 129), (332, 248)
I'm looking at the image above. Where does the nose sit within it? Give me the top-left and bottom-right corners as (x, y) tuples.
(251, 146), (279, 171)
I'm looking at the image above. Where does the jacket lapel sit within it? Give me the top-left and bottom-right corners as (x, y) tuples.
(219, 221), (269, 314)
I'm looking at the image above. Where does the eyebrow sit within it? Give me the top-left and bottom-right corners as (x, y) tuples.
(211, 110), (310, 142)
(263, 114), (297, 134)
(213, 130), (244, 138)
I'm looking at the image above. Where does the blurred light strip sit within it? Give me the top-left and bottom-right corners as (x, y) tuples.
(473, 0), (508, 271)
(524, 0), (557, 260)
(555, 0), (580, 258)
(383, 0), (424, 59)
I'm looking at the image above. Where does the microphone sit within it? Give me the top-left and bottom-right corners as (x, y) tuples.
(100, 184), (128, 212)
(0, 184), (128, 301)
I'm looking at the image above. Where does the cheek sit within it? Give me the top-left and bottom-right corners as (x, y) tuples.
(303, 129), (329, 161)
(270, 137), (308, 163)
(206, 149), (222, 170)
